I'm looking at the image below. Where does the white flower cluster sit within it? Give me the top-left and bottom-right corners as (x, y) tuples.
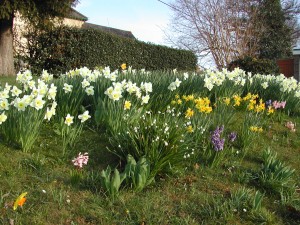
(104, 79), (152, 105)
(168, 78), (182, 91)
(203, 68), (247, 91)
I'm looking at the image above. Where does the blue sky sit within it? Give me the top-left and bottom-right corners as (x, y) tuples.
(75, 0), (172, 45)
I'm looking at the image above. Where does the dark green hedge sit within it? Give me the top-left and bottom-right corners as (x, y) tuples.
(228, 56), (279, 75)
(26, 26), (197, 75)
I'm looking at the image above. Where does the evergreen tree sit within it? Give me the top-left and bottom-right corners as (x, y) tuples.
(0, 0), (78, 75)
(258, 0), (293, 60)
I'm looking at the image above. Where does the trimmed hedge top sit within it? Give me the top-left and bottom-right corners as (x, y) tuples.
(26, 26), (197, 75)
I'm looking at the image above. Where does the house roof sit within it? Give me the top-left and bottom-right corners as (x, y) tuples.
(82, 22), (135, 39)
(66, 8), (88, 21)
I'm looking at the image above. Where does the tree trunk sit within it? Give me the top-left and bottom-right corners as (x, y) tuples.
(0, 15), (15, 76)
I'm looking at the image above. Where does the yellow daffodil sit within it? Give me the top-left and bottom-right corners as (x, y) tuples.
(186, 125), (194, 133)
(185, 108), (194, 118)
(121, 63), (127, 70)
(13, 192), (27, 210)
(124, 100), (131, 110)
(249, 126), (263, 132)
(223, 97), (230, 106)
(267, 106), (274, 115)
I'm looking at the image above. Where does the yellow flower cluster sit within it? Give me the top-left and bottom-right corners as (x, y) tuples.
(248, 99), (265, 112)
(194, 97), (212, 113)
(171, 94), (213, 114)
(231, 93), (274, 115)
(182, 94), (195, 101)
(233, 95), (242, 106)
(249, 126), (263, 132)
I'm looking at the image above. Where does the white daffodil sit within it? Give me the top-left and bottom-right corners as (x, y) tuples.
(14, 98), (27, 111)
(104, 86), (114, 96)
(110, 90), (122, 101)
(41, 69), (53, 82)
(85, 86), (94, 96)
(174, 78), (181, 87)
(47, 83), (57, 100)
(81, 79), (90, 88)
(141, 95), (150, 105)
(44, 107), (54, 121)
(78, 111), (91, 123)
(63, 83), (73, 93)
(141, 82), (153, 93)
(0, 112), (7, 124)
(11, 86), (22, 97)
(65, 114), (74, 126)
(183, 72), (189, 80)
(168, 82), (177, 91)
(0, 99), (9, 110)
(30, 96), (45, 110)
(0, 90), (9, 99)
(261, 82), (269, 89)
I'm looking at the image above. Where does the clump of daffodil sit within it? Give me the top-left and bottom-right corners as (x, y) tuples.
(194, 97), (212, 113)
(233, 95), (242, 106)
(254, 99), (265, 113)
(249, 126), (263, 132)
(124, 100), (131, 110)
(182, 94), (194, 101)
(13, 192), (27, 210)
(185, 107), (194, 118)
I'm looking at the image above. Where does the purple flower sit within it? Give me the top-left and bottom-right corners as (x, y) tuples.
(265, 99), (272, 108)
(211, 125), (225, 151)
(228, 132), (237, 142)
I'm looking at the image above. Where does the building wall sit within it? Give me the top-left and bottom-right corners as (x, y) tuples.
(13, 13), (84, 57)
(62, 18), (84, 28)
(277, 59), (294, 78)
(294, 56), (300, 81)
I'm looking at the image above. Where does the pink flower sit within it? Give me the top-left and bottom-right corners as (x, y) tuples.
(285, 121), (296, 132)
(272, 101), (286, 109)
(72, 152), (89, 168)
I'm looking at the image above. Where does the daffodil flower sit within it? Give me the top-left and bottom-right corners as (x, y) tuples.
(78, 111), (91, 123)
(13, 192), (27, 210)
(65, 114), (74, 126)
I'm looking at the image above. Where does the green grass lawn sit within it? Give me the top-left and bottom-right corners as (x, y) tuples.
(0, 112), (299, 224)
